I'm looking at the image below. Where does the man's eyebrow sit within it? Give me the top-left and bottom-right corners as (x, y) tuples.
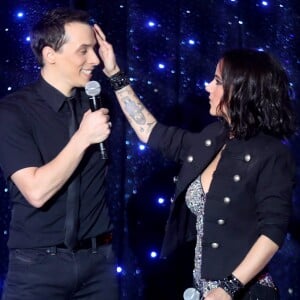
(78, 43), (91, 48)
(77, 42), (97, 49)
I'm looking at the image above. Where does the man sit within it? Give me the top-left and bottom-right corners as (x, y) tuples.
(0, 8), (118, 299)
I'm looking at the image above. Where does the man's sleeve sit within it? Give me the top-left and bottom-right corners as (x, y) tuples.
(0, 100), (42, 179)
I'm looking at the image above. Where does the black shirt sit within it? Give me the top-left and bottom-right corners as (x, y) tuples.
(0, 77), (112, 248)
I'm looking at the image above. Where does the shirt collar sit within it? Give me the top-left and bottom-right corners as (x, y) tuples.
(35, 76), (79, 112)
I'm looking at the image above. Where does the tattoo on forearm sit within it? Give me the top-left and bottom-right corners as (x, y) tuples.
(144, 121), (156, 134)
(117, 88), (156, 135)
(122, 96), (146, 125)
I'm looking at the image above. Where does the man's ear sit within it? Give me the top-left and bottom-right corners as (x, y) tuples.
(42, 46), (56, 64)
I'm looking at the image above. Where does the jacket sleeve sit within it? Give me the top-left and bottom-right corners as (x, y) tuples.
(255, 143), (296, 247)
(148, 121), (223, 164)
(147, 122), (191, 164)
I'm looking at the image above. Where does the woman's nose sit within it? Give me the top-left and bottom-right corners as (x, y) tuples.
(205, 81), (212, 92)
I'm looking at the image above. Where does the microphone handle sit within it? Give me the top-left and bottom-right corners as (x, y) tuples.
(89, 96), (108, 160)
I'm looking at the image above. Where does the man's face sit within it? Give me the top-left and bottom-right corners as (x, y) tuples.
(51, 22), (100, 94)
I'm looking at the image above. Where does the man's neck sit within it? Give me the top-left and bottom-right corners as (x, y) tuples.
(41, 68), (74, 97)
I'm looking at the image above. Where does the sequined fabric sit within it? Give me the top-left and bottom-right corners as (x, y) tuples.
(185, 176), (217, 294)
(257, 273), (277, 289)
(185, 177), (276, 296)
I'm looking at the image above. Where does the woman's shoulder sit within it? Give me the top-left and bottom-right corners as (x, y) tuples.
(239, 133), (295, 167)
(227, 132), (293, 162)
(247, 132), (291, 152)
(202, 120), (224, 132)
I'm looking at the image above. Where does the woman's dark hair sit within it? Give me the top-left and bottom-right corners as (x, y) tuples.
(217, 49), (296, 139)
(30, 8), (91, 66)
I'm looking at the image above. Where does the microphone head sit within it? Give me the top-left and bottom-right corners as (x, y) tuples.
(183, 288), (200, 300)
(85, 81), (101, 96)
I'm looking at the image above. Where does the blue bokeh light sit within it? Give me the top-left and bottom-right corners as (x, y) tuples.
(149, 251), (158, 258)
(147, 21), (156, 27)
(17, 12), (24, 18)
(139, 144), (146, 151)
(157, 197), (165, 205)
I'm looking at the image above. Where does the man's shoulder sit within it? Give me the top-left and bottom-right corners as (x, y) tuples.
(0, 81), (40, 111)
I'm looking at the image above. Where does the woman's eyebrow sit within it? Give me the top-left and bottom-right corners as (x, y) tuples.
(214, 74), (222, 80)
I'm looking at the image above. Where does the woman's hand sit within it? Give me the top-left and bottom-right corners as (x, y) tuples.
(93, 24), (120, 77)
(204, 287), (231, 300)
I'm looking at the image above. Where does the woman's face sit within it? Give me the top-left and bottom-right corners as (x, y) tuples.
(205, 62), (225, 117)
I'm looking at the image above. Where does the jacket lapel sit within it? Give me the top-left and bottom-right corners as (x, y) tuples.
(175, 126), (227, 198)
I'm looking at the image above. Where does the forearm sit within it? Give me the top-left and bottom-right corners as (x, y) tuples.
(114, 84), (157, 143)
(232, 235), (279, 285)
(93, 26), (157, 142)
(206, 235), (279, 299)
(11, 130), (88, 208)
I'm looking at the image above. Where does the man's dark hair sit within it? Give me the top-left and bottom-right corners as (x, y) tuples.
(217, 49), (296, 139)
(30, 7), (90, 66)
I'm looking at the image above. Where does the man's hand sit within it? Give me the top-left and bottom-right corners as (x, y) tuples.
(76, 108), (111, 148)
(93, 24), (120, 77)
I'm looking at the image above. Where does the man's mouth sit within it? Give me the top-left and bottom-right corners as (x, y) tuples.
(82, 69), (93, 75)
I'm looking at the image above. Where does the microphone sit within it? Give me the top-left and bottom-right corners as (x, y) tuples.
(183, 288), (201, 300)
(85, 80), (108, 160)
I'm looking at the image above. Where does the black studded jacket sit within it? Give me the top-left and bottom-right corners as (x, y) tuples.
(148, 121), (295, 280)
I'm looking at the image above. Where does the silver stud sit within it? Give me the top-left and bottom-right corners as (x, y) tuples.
(173, 176), (178, 183)
(204, 139), (212, 147)
(211, 242), (219, 249)
(170, 197), (174, 203)
(224, 197), (231, 204)
(187, 155), (194, 163)
(217, 219), (225, 225)
(244, 154), (251, 162)
(233, 174), (240, 182)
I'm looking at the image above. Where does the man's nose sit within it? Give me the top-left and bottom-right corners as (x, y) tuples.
(90, 50), (100, 66)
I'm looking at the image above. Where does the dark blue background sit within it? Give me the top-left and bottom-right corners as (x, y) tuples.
(0, 1), (299, 299)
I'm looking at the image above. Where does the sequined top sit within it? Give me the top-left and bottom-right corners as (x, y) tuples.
(185, 176), (276, 296)
(185, 176), (220, 295)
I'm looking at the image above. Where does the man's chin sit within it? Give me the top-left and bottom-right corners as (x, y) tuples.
(77, 79), (90, 88)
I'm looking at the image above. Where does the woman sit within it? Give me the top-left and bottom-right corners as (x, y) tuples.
(95, 25), (296, 299)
